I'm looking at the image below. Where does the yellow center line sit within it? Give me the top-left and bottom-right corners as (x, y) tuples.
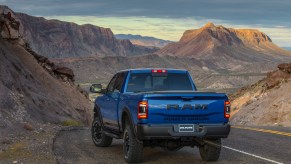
(232, 126), (291, 137)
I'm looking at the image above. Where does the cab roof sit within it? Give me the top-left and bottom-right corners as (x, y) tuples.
(118, 68), (188, 73)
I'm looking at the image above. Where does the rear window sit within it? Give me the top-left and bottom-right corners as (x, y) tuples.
(126, 73), (193, 92)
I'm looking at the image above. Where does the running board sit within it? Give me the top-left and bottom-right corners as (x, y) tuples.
(103, 131), (122, 139)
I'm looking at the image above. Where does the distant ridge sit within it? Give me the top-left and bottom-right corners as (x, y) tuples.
(115, 34), (173, 48)
(2, 5), (158, 59)
(282, 47), (291, 51)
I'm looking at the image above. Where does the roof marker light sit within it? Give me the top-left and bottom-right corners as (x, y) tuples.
(152, 69), (167, 73)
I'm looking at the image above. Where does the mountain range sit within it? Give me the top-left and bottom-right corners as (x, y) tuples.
(15, 12), (158, 58)
(115, 34), (173, 48)
(54, 23), (291, 90)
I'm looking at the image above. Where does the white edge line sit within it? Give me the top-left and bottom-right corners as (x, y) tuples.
(222, 145), (284, 164)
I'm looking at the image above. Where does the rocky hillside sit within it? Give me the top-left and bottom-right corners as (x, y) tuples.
(0, 8), (93, 162)
(0, 39), (92, 126)
(115, 34), (173, 48)
(230, 63), (291, 126)
(0, 7), (156, 58)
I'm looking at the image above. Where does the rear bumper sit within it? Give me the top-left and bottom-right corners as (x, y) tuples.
(136, 123), (231, 140)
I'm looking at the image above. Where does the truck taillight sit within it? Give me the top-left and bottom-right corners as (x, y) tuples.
(138, 101), (148, 119)
(224, 100), (231, 118)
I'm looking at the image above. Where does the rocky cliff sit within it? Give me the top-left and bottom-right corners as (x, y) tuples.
(0, 6), (20, 39)
(230, 63), (291, 126)
(13, 10), (157, 58)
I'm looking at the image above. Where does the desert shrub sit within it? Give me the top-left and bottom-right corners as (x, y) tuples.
(61, 120), (82, 126)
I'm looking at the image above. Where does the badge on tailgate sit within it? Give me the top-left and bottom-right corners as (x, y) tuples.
(179, 124), (194, 132)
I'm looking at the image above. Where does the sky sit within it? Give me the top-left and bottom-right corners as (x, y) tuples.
(1, 0), (291, 47)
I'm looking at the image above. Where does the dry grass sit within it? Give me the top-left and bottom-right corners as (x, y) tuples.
(0, 142), (31, 159)
(61, 120), (83, 126)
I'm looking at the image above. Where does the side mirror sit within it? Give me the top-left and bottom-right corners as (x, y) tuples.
(90, 84), (103, 93)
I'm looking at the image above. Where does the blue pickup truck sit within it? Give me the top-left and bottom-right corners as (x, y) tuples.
(91, 68), (231, 163)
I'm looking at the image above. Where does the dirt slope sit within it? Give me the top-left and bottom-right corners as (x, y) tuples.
(0, 40), (92, 126)
(0, 39), (93, 163)
(230, 63), (291, 126)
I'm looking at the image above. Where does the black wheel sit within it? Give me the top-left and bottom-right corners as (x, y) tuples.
(123, 122), (143, 163)
(199, 139), (221, 162)
(91, 117), (112, 147)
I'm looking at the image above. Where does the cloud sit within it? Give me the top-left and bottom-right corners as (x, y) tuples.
(2, 0), (291, 46)
(259, 28), (291, 47)
(3, 0), (291, 25)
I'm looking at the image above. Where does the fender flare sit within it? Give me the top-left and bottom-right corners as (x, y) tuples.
(121, 107), (137, 137)
(93, 106), (105, 128)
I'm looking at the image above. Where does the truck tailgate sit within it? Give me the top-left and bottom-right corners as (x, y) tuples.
(145, 92), (228, 124)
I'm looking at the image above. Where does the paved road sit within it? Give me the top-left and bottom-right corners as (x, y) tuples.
(53, 126), (291, 164)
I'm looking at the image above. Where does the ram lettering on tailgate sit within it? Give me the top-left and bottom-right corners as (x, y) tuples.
(167, 104), (208, 110)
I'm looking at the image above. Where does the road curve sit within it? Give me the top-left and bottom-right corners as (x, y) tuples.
(53, 126), (291, 164)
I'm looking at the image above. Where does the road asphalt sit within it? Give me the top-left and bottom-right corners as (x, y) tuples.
(53, 126), (291, 164)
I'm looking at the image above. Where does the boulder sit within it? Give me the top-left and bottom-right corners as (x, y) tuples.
(0, 9), (20, 39)
(264, 62), (291, 89)
(52, 65), (75, 80)
(277, 63), (291, 73)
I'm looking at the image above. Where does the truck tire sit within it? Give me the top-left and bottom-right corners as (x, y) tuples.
(91, 117), (113, 147)
(123, 122), (143, 163)
(199, 139), (221, 161)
